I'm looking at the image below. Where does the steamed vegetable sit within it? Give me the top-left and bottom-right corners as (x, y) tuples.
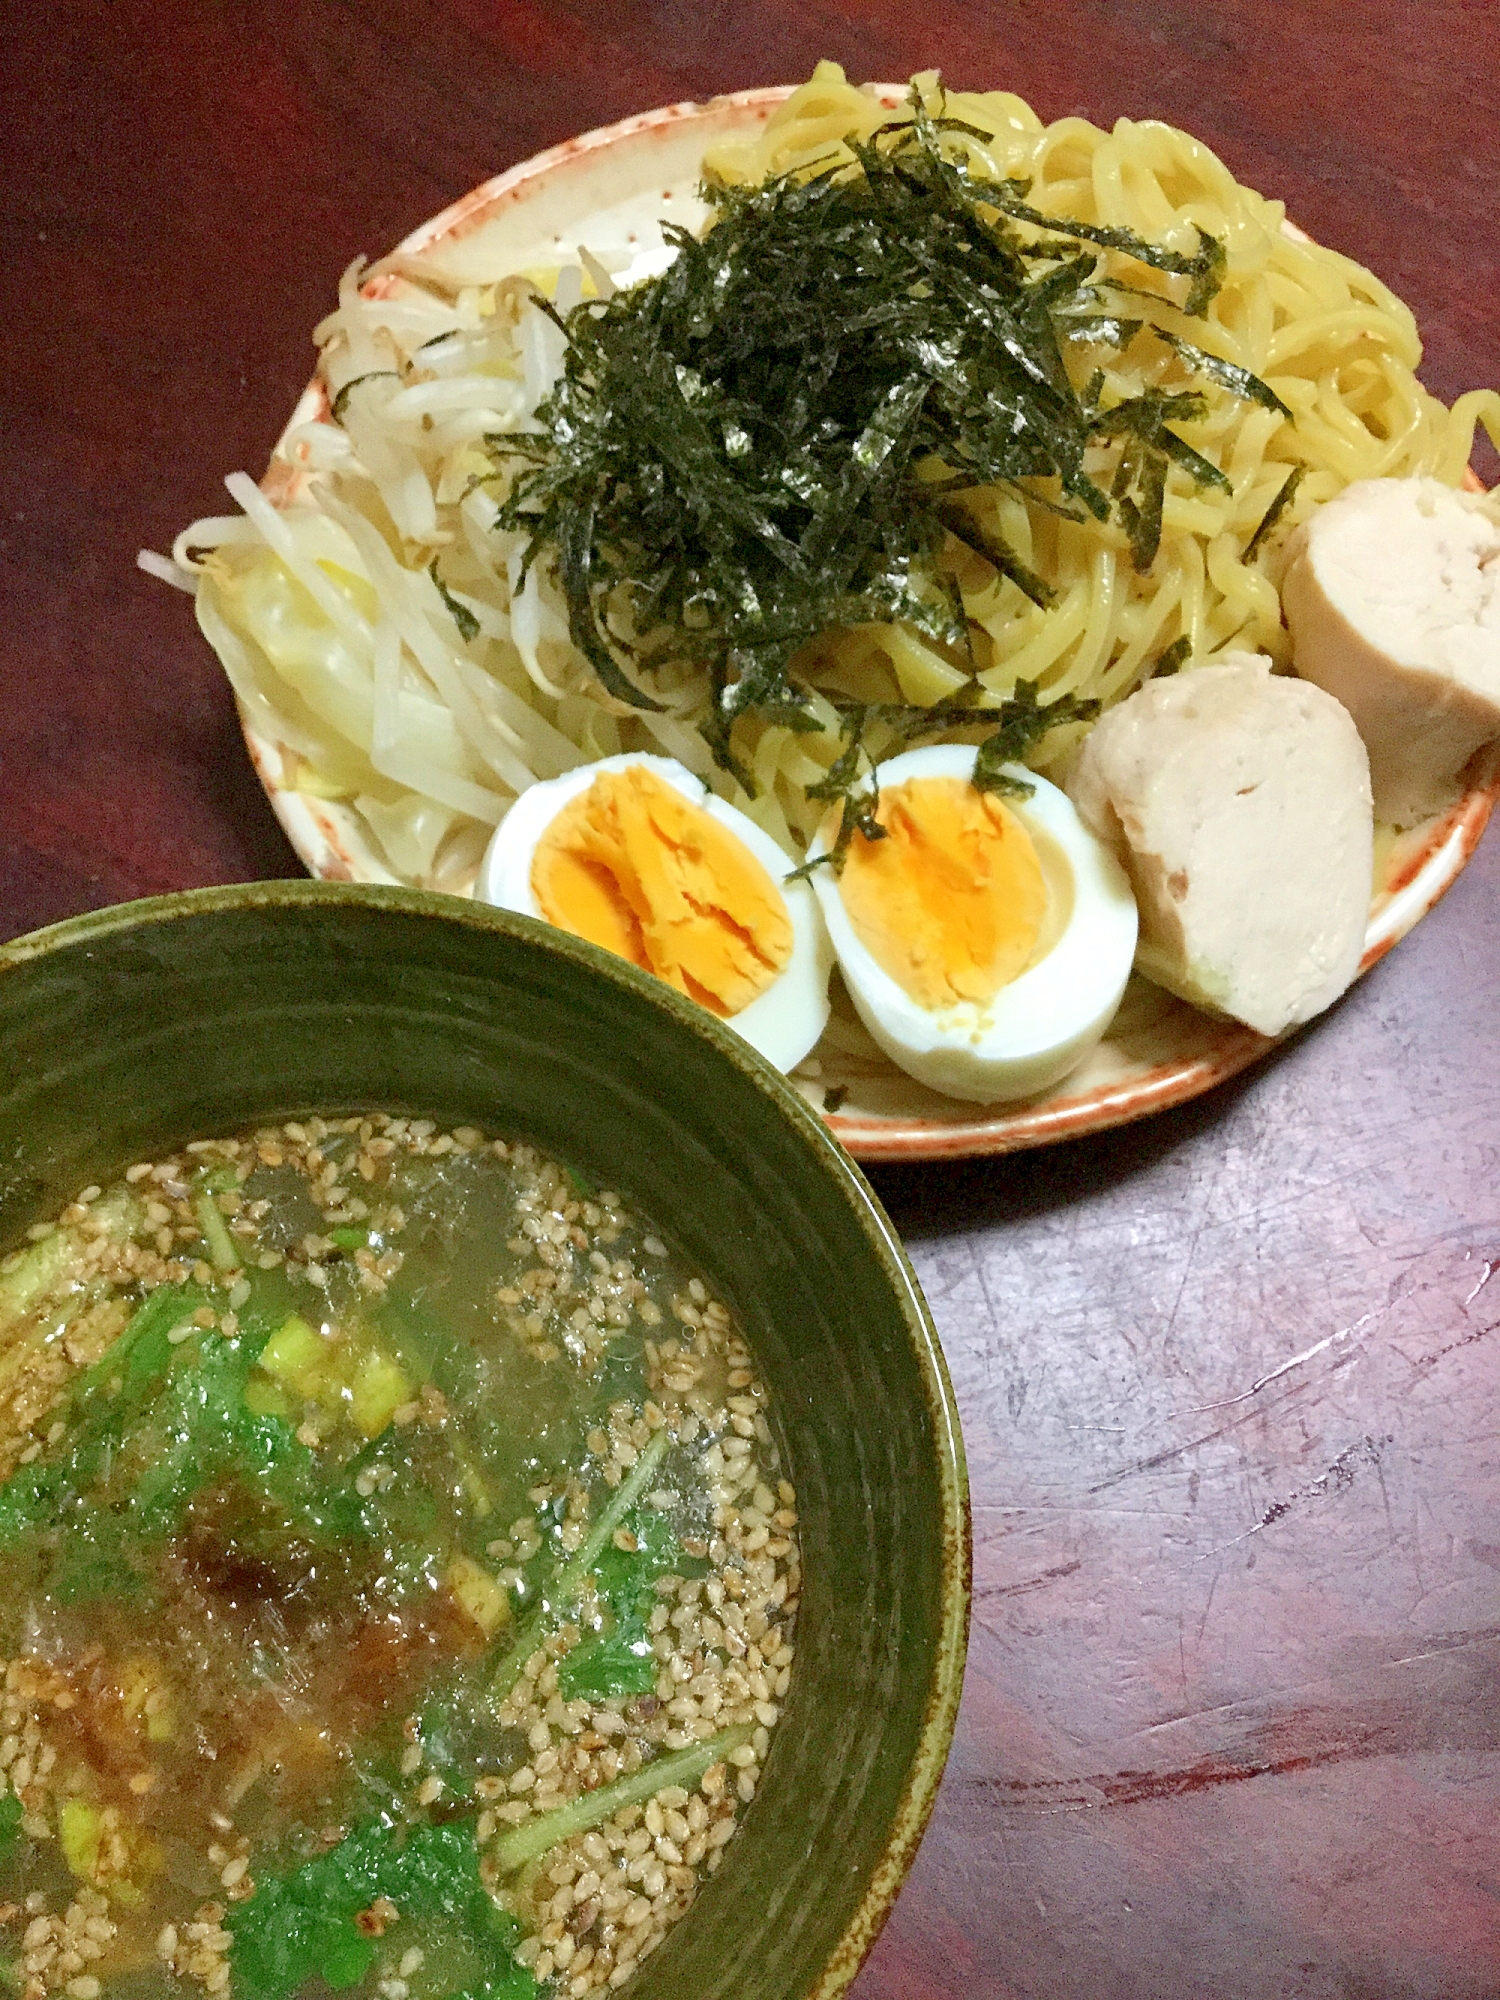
(228, 1819), (535, 2000)
(490, 1426), (671, 1700)
(0, 1277), (379, 1600)
(557, 1506), (695, 1701)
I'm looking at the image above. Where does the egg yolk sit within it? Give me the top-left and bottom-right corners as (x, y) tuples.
(531, 766), (794, 1015)
(837, 776), (1048, 1009)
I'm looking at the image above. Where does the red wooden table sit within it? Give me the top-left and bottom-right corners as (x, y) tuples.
(4, 4), (1499, 1994)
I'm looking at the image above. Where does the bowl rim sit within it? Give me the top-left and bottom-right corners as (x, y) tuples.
(0, 876), (972, 2000)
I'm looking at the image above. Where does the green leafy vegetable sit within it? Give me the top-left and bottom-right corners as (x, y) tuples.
(0, 1190), (140, 1336)
(227, 1818), (535, 2000)
(490, 81), (1267, 783)
(193, 1180), (242, 1274)
(558, 1508), (696, 1701)
(0, 1276), (376, 1599)
(0, 1280), (208, 1550)
(491, 1426), (672, 1701)
(0, 1793), (23, 1854)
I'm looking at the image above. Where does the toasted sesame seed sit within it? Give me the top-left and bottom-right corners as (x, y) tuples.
(4, 1123), (801, 2000)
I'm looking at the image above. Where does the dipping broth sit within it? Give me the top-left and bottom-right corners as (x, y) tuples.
(0, 1116), (799, 2000)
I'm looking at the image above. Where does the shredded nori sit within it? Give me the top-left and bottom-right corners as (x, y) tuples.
(1150, 330), (1293, 418)
(330, 371), (400, 424)
(788, 676), (1100, 876)
(1150, 633), (1194, 677)
(967, 680), (1101, 795)
(491, 81), (1287, 783)
(429, 558), (481, 643)
(1244, 463), (1306, 559)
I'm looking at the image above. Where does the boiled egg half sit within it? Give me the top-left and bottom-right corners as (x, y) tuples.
(478, 753), (832, 1072)
(806, 743), (1138, 1103)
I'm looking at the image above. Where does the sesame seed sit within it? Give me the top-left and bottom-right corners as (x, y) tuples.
(2, 1127), (801, 2000)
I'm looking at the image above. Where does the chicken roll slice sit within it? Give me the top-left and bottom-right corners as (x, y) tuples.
(1281, 476), (1500, 825)
(1067, 655), (1373, 1037)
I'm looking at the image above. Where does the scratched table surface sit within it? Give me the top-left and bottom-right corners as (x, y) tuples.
(4, 2), (1499, 1994)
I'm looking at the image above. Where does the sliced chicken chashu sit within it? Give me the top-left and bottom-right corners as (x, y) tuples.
(1066, 655), (1373, 1037)
(1282, 476), (1500, 824)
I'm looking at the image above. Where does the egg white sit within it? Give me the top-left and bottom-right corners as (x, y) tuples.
(807, 743), (1139, 1104)
(477, 753), (832, 1073)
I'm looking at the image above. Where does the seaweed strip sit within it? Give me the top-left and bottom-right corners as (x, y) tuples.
(428, 559), (480, 643)
(1152, 329), (1293, 419)
(1150, 633), (1193, 676)
(792, 677), (1097, 857)
(1244, 463), (1306, 559)
(330, 371), (400, 424)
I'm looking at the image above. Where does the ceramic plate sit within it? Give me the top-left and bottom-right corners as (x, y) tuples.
(239, 88), (1500, 1163)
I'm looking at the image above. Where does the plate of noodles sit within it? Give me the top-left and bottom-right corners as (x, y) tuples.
(147, 65), (1500, 1162)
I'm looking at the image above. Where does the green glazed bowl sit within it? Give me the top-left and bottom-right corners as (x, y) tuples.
(0, 881), (968, 2000)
